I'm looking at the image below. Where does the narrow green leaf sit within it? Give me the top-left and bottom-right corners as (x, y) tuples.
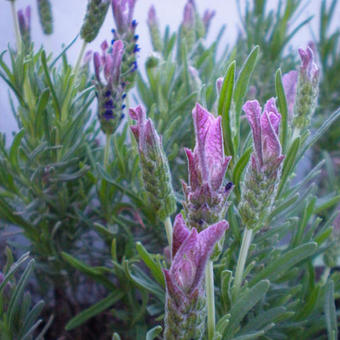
(275, 69), (288, 153)
(146, 325), (163, 340)
(218, 61), (236, 157)
(65, 291), (124, 331)
(233, 46), (259, 151)
(250, 243), (317, 285)
(226, 280), (270, 337)
(8, 259), (35, 328)
(9, 129), (25, 170)
(324, 280), (338, 340)
(136, 242), (165, 288)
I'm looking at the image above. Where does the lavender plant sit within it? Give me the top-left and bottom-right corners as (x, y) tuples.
(0, 0), (339, 339)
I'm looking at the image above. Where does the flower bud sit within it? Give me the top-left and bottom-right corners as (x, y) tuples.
(129, 105), (177, 221)
(147, 5), (163, 52)
(80, 0), (110, 43)
(293, 45), (320, 131)
(202, 9), (215, 36)
(163, 214), (228, 340)
(37, 0), (53, 35)
(17, 6), (31, 52)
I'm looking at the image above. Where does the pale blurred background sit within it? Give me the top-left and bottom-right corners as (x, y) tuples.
(0, 0), (339, 136)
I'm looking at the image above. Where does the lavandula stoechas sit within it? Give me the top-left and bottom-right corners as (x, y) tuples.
(129, 105), (176, 221)
(239, 98), (285, 230)
(183, 104), (232, 233)
(17, 6), (31, 53)
(111, 0), (139, 90)
(163, 214), (228, 340)
(94, 40), (125, 135)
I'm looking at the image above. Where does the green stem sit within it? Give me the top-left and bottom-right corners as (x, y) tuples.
(206, 260), (215, 340)
(10, 0), (22, 53)
(163, 216), (173, 254)
(74, 40), (87, 78)
(321, 267), (331, 285)
(233, 227), (253, 296)
(104, 133), (111, 168)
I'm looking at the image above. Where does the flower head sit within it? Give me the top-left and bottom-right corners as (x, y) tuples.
(164, 213), (228, 300)
(243, 98), (284, 174)
(183, 103), (232, 231)
(94, 40), (125, 134)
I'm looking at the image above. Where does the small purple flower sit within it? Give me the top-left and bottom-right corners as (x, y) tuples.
(147, 5), (157, 27)
(202, 9), (215, 34)
(112, 0), (137, 35)
(129, 105), (160, 156)
(243, 98), (285, 173)
(94, 40), (124, 86)
(216, 77), (223, 93)
(17, 6), (31, 51)
(282, 70), (298, 117)
(0, 271), (4, 285)
(182, 2), (195, 28)
(18, 6), (31, 30)
(166, 214), (228, 295)
(298, 46), (319, 85)
(186, 103), (231, 191)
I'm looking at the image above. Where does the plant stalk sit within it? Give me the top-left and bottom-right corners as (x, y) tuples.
(206, 260), (215, 340)
(74, 40), (87, 78)
(233, 227), (253, 296)
(10, 0), (22, 53)
(163, 216), (173, 254)
(104, 133), (111, 168)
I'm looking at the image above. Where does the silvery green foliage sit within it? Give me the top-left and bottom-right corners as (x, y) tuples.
(80, 0), (110, 43)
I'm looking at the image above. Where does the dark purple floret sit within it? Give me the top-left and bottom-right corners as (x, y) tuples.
(103, 109), (114, 119)
(133, 44), (140, 53)
(121, 81), (126, 88)
(111, 28), (115, 33)
(134, 34), (139, 40)
(104, 90), (112, 97)
(105, 99), (114, 109)
(121, 104), (126, 109)
(131, 19), (137, 28)
(111, 39), (115, 45)
(225, 182), (233, 191)
(122, 93), (127, 99)
(120, 113), (125, 119)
